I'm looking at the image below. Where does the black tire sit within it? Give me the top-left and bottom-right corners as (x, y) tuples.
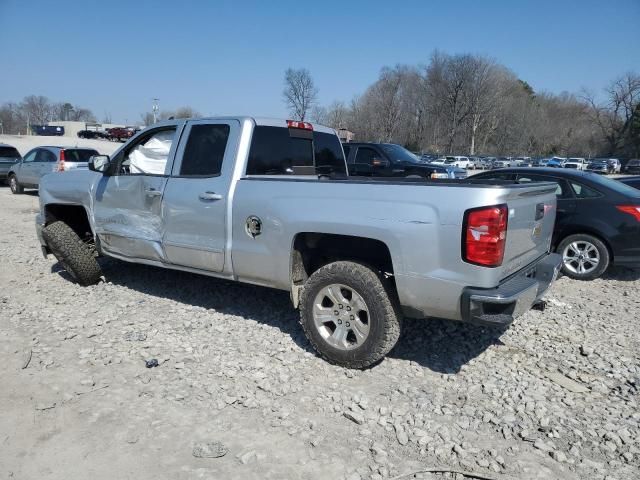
(8, 174), (23, 194)
(299, 261), (402, 369)
(557, 233), (610, 280)
(42, 221), (102, 286)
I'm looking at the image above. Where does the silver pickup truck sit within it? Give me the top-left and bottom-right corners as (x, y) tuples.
(36, 117), (561, 368)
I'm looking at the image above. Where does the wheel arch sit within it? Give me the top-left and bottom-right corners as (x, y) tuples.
(43, 203), (95, 244)
(289, 232), (396, 308)
(554, 228), (614, 262)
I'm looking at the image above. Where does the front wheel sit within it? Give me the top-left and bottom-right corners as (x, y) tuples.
(8, 174), (23, 194)
(557, 234), (610, 280)
(299, 261), (401, 369)
(42, 221), (103, 286)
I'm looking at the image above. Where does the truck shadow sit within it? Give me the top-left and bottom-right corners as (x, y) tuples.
(52, 258), (504, 374)
(388, 318), (505, 373)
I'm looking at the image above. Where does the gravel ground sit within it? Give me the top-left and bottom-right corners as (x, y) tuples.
(0, 186), (638, 480)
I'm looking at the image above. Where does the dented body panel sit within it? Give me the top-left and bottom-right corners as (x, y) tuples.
(37, 117), (561, 324)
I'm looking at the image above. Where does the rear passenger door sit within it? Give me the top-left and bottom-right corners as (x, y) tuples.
(34, 149), (57, 185)
(161, 119), (239, 272)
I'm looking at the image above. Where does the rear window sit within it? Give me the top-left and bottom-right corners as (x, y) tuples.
(247, 126), (346, 175)
(64, 149), (99, 162)
(0, 147), (20, 158)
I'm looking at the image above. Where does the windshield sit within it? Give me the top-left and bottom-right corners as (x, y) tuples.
(0, 146), (20, 158)
(379, 144), (421, 163)
(628, 160), (640, 166)
(586, 172), (640, 197)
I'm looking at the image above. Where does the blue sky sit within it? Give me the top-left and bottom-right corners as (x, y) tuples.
(1, 0), (638, 124)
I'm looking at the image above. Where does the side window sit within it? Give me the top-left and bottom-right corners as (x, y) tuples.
(120, 128), (176, 175)
(570, 182), (601, 198)
(517, 174), (571, 198)
(179, 124), (230, 176)
(23, 150), (38, 163)
(355, 147), (378, 165)
(34, 149), (56, 162)
(247, 126), (313, 175)
(342, 145), (351, 160)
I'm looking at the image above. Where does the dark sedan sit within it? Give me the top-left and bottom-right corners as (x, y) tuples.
(472, 168), (640, 280)
(586, 161), (609, 174)
(342, 143), (467, 179)
(624, 159), (640, 174)
(619, 176), (640, 190)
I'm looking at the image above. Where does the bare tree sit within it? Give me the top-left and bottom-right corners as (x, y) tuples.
(283, 68), (318, 121)
(582, 72), (640, 155)
(173, 106), (201, 119)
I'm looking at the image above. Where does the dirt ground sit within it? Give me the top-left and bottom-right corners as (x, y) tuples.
(0, 185), (638, 480)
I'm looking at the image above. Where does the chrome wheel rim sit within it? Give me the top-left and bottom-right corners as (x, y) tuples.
(562, 241), (600, 275)
(9, 176), (16, 192)
(312, 284), (370, 350)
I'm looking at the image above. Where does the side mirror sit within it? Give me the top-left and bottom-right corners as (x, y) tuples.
(88, 155), (111, 173)
(372, 157), (390, 168)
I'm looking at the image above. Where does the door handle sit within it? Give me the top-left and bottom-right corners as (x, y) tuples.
(145, 188), (162, 197)
(199, 191), (223, 201)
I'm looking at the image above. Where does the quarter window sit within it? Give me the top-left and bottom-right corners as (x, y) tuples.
(179, 124), (230, 176)
(570, 182), (601, 198)
(516, 175), (571, 198)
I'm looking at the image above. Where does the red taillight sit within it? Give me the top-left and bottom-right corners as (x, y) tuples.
(286, 120), (313, 131)
(57, 149), (66, 171)
(463, 205), (508, 267)
(616, 205), (640, 222)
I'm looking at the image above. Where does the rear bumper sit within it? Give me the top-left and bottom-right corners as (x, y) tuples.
(461, 253), (562, 326)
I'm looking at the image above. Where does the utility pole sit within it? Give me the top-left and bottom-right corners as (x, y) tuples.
(152, 98), (159, 124)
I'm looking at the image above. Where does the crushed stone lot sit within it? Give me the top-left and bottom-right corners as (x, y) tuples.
(0, 187), (639, 480)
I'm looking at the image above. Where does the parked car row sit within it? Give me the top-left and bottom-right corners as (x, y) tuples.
(77, 127), (140, 142)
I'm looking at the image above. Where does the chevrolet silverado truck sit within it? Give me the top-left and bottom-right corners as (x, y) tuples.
(36, 117), (562, 368)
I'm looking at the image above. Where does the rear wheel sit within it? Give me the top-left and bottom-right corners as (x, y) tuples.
(8, 174), (23, 194)
(557, 234), (610, 280)
(299, 261), (401, 368)
(42, 221), (102, 286)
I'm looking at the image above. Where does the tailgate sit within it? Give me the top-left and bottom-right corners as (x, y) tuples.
(501, 184), (557, 278)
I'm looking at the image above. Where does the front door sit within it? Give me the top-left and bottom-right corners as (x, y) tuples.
(19, 149), (39, 185)
(93, 124), (183, 261)
(161, 119), (239, 272)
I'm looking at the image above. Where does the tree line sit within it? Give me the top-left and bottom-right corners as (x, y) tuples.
(0, 95), (96, 134)
(283, 53), (640, 158)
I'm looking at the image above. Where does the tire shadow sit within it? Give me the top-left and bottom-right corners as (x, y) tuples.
(51, 257), (507, 373)
(602, 266), (640, 281)
(388, 317), (506, 373)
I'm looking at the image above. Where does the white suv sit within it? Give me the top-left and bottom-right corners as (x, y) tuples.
(445, 156), (472, 169)
(563, 158), (588, 171)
